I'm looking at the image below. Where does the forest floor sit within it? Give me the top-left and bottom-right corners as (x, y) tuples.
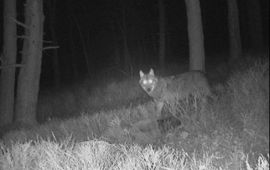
(0, 56), (269, 170)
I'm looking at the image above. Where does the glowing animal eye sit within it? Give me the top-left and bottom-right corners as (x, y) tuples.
(148, 79), (153, 83)
(143, 80), (148, 84)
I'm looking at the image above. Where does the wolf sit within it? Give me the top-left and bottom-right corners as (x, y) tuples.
(139, 68), (211, 124)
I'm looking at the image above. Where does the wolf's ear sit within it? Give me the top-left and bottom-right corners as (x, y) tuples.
(139, 70), (144, 78)
(149, 68), (154, 75)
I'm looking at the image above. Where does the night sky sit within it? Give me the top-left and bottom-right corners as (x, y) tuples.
(0, 0), (269, 87)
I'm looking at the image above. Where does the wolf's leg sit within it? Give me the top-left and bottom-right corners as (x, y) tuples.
(155, 100), (164, 118)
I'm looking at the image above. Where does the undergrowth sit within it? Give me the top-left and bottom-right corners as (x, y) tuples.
(0, 57), (269, 169)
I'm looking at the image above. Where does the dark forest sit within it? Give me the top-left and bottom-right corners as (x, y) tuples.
(0, 1), (269, 169)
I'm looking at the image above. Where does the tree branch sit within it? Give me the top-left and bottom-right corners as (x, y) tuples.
(12, 18), (30, 29)
(0, 64), (24, 69)
(43, 46), (59, 51)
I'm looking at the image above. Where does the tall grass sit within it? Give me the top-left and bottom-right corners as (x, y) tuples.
(0, 57), (269, 169)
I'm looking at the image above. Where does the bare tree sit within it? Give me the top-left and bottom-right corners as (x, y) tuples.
(15, 0), (44, 124)
(158, 0), (166, 70)
(227, 0), (242, 61)
(184, 0), (205, 71)
(0, 0), (17, 126)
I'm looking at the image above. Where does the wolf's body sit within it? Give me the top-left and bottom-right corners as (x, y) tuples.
(139, 69), (211, 120)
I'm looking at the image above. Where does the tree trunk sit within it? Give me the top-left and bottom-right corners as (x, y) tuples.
(15, 0), (44, 124)
(246, 0), (264, 54)
(68, 24), (79, 80)
(47, 0), (60, 88)
(0, 0), (17, 126)
(227, 0), (242, 61)
(121, 6), (131, 74)
(158, 0), (166, 70)
(185, 0), (205, 71)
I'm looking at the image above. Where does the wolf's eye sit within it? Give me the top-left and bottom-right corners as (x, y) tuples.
(148, 79), (153, 83)
(143, 80), (148, 84)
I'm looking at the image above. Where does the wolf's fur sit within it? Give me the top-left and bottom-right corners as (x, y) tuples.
(139, 68), (211, 120)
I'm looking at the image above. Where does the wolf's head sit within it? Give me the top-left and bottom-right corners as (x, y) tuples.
(139, 68), (158, 94)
